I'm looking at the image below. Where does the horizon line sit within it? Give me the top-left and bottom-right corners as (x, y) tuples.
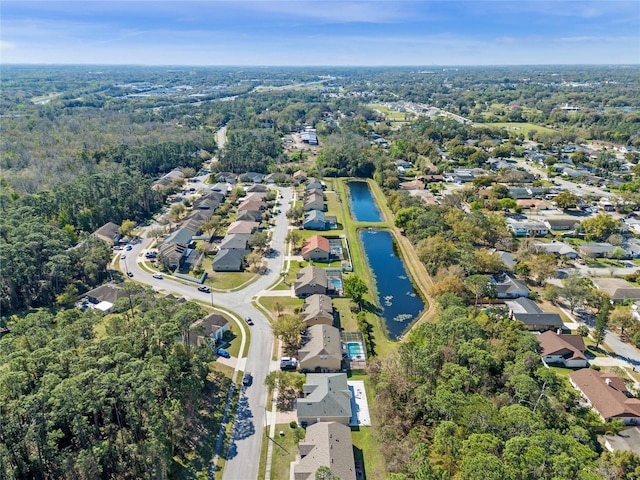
(3, 62), (640, 68)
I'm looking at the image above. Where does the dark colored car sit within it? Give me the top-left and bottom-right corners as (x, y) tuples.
(216, 348), (230, 358)
(242, 372), (252, 386)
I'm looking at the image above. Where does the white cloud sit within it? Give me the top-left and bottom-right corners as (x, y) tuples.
(0, 40), (17, 50)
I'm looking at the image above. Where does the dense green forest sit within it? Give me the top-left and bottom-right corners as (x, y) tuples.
(0, 294), (228, 480)
(371, 307), (640, 480)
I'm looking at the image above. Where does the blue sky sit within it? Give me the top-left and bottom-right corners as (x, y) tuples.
(1, 1), (639, 65)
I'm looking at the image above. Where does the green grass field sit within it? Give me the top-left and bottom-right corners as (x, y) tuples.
(482, 122), (556, 135)
(368, 103), (413, 122)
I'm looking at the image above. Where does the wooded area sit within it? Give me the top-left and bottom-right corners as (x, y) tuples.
(371, 307), (639, 479)
(0, 295), (229, 479)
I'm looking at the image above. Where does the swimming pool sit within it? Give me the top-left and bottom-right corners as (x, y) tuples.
(330, 278), (342, 290)
(347, 341), (364, 359)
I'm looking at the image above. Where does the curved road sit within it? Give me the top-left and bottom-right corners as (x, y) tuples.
(124, 187), (293, 480)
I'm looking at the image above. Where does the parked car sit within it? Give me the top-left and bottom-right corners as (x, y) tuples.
(216, 348), (230, 358)
(125, 245), (133, 251)
(120, 254), (126, 260)
(280, 357), (297, 371)
(152, 273), (163, 279)
(242, 372), (252, 386)
(197, 285), (211, 293)
(145, 252), (158, 259)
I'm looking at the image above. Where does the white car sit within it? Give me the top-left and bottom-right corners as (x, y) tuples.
(152, 273), (163, 279)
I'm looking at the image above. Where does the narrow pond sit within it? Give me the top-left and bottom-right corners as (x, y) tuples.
(359, 230), (425, 339)
(348, 181), (382, 222)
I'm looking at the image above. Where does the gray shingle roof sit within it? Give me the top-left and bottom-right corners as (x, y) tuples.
(297, 373), (352, 422)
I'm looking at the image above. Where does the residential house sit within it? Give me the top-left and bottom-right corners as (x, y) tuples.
(302, 294), (334, 326)
(219, 233), (250, 251)
(491, 273), (530, 299)
(535, 241), (579, 259)
(297, 373), (352, 426)
(80, 283), (127, 312)
(243, 172), (264, 183)
(181, 217), (204, 236)
(444, 171), (474, 183)
(303, 210), (329, 231)
(544, 217), (581, 231)
(591, 278), (640, 302)
(516, 199), (553, 210)
(304, 190), (325, 212)
(508, 187), (532, 200)
(507, 219), (549, 237)
(526, 187), (549, 197)
(243, 191), (268, 203)
(215, 172), (237, 184)
(399, 179), (425, 190)
(417, 174), (444, 183)
(505, 297), (564, 331)
(193, 192), (224, 210)
(212, 248), (248, 272)
(226, 220), (259, 235)
(158, 242), (188, 270)
(92, 222), (122, 245)
(210, 183), (230, 194)
(247, 184), (268, 193)
(570, 369), (640, 425)
(188, 313), (229, 346)
(152, 169), (185, 190)
(294, 266), (328, 298)
(488, 158), (517, 171)
(235, 210), (262, 223)
(394, 159), (412, 168)
(578, 243), (617, 258)
(626, 239), (640, 258)
(298, 324), (343, 373)
(291, 422), (356, 480)
(305, 180), (324, 191)
(538, 331), (588, 368)
(301, 235), (331, 262)
(188, 209), (215, 225)
(162, 226), (195, 247)
(238, 200), (265, 212)
(293, 170), (308, 184)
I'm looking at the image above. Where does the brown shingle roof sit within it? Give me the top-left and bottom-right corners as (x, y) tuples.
(538, 331), (586, 360)
(570, 369), (640, 421)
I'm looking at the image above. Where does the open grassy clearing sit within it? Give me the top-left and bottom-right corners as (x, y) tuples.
(482, 122), (556, 135)
(259, 296), (304, 318)
(368, 103), (413, 122)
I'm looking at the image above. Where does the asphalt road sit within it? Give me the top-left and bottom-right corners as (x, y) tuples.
(124, 187), (293, 480)
(604, 328), (640, 367)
